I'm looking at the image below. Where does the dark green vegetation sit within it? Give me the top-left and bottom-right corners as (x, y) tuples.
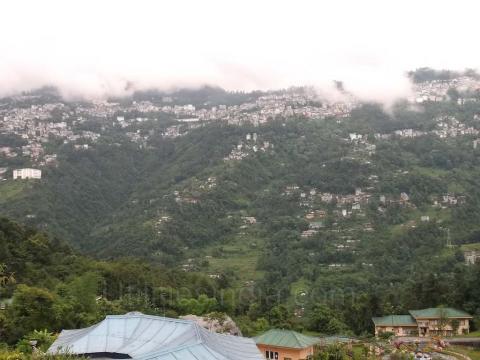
(1, 91), (480, 349)
(0, 218), (234, 345)
(130, 85), (263, 107)
(408, 67), (480, 83)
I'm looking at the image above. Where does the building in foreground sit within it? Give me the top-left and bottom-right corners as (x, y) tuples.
(13, 168), (41, 180)
(48, 312), (263, 359)
(254, 329), (320, 360)
(372, 308), (472, 337)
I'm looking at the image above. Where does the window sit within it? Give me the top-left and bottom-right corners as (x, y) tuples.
(265, 349), (278, 359)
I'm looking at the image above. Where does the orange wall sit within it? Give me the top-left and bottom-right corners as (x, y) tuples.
(257, 344), (314, 360)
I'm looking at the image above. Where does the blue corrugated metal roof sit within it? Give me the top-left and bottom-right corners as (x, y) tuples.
(48, 312), (262, 360)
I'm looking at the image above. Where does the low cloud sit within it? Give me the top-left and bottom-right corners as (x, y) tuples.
(0, 0), (479, 103)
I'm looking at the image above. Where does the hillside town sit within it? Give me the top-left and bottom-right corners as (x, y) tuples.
(3, 77), (480, 268)
(3, 0), (480, 358)
(2, 74), (480, 177)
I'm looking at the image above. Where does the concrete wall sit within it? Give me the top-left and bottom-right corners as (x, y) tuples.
(256, 344), (314, 360)
(375, 325), (417, 337)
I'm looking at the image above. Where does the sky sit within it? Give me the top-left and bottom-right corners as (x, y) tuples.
(1, 0), (480, 102)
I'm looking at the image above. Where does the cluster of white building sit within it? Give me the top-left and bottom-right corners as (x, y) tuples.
(373, 115), (479, 141)
(2, 75), (480, 184)
(412, 76), (480, 103)
(12, 168), (41, 180)
(0, 102), (102, 165)
(224, 133), (273, 161)
(151, 90), (359, 139)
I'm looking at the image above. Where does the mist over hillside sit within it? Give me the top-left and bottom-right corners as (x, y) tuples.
(2, 0), (480, 103)
(1, 70), (480, 345)
(2, 1), (480, 357)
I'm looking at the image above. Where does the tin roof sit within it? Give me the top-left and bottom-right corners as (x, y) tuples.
(254, 329), (320, 349)
(48, 312), (263, 360)
(409, 308), (472, 319)
(372, 315), (417, 326)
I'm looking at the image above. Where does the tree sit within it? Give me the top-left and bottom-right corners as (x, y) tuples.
(65, 272), (100, 314)
(5, 285), (59, 343)
(254, 317), (269, 333)
(309, 304), (348, 335)
(450, 319), (461, 335)
(16, 329), (56, 354)
(447, 88), (460, 103)
(268, 305), (293, 329)
(0, 263), (16, 289)
(438, 307), (449, 336)
(178, 295), (218, 315)
(314, 343), (347, 360)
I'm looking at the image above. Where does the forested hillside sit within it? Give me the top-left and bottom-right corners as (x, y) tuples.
(1, 86), (480, 339)
(0, 218), (231, 345)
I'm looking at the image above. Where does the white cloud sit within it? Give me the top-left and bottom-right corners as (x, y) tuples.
(1, 0), (479, 101)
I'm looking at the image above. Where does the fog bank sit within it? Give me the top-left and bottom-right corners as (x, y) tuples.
(1, 0), (479, 102)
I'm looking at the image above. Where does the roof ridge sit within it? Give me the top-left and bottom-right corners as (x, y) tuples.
(409, 307), (472, 318)
(255, 328), (318, 349)
(106, 313), (196, 325)
(292, 330), (305, 348)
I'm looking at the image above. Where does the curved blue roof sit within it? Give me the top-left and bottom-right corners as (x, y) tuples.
(48, 312), (262, 360)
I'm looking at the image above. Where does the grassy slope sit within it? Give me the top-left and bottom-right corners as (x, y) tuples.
(0, 180), (31, 205)
(188, 234), (265, 286)
(461, 243), (480, 251)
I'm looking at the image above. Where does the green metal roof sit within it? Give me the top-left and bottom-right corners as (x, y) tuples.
(254, 329), (320, 349)
(372, 315), (417, 326)
(409, 308), (472, 319)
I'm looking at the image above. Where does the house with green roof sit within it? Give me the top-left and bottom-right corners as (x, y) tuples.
(372, 315), (418, 337)
(372, 308), (472, 337)
(409, 308), (472, 337)
(254, 329), (320, 360)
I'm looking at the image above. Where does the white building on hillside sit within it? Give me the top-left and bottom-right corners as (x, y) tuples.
(13, 168), (42, 180)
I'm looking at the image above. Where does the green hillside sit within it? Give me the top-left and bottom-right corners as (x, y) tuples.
(2, 96), (480, 339)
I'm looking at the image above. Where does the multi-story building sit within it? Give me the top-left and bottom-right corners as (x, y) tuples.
(13, 168), (42, 180)
(373, 308), (472, 337)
